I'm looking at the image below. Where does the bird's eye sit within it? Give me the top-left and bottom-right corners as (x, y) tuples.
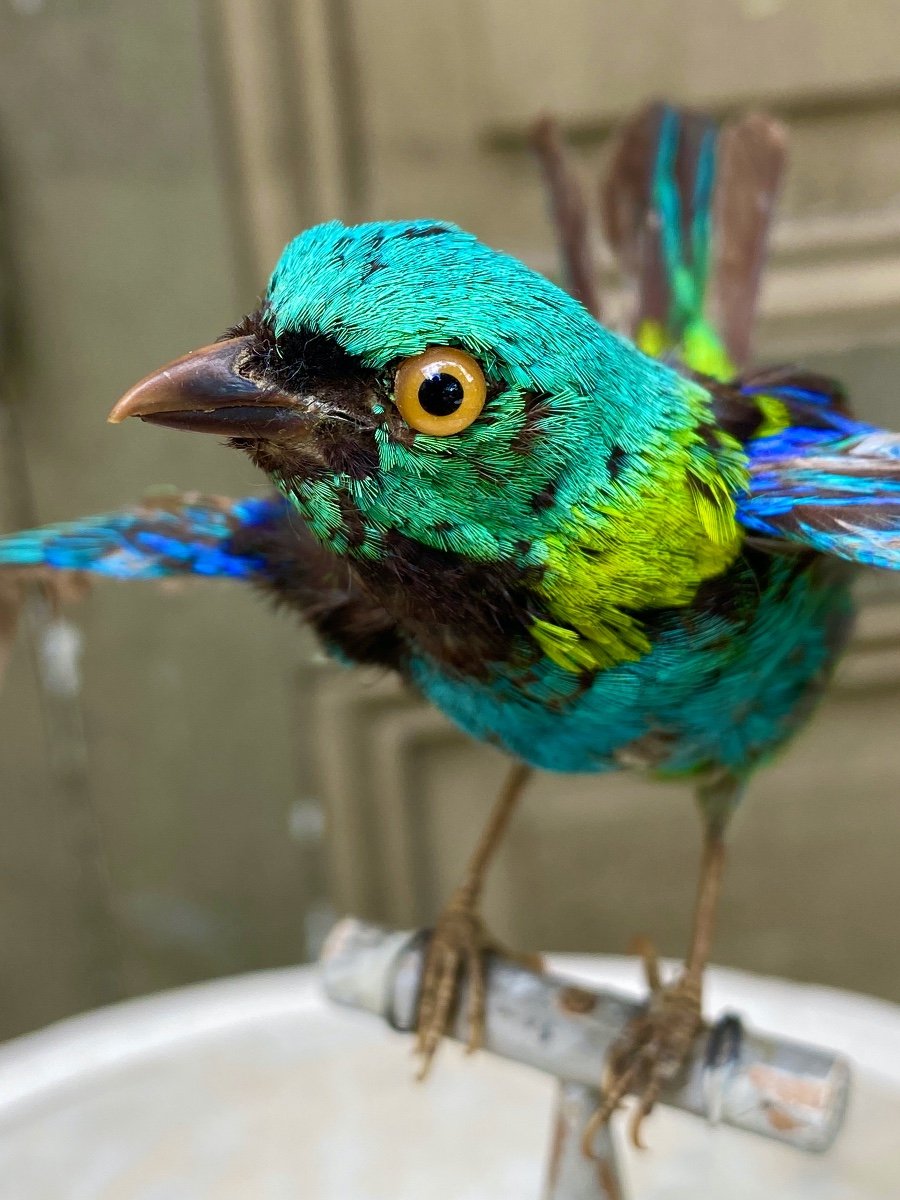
(393, 347), (487, 435)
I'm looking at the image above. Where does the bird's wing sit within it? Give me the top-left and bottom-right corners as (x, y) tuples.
(602, 102), (787, 376)
(720, 372), (900, 570)
(0, 492), (290, 580)
(0, 491), (409, 675)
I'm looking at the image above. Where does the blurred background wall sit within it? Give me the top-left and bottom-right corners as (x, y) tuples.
(1, 0), (900, 1041)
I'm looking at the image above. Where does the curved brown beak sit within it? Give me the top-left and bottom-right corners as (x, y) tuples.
(108, 336), (306, 437)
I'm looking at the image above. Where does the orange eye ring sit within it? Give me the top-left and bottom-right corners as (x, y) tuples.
(393, 346), (487, 436)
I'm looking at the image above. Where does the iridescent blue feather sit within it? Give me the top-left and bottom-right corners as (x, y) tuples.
(740, 408), (900, 569)
(0, 494), (288, 580)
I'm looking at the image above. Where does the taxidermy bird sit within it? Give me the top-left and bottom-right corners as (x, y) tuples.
(3, 103), (899, 1148)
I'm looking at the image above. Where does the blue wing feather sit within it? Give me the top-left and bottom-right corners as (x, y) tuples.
(739, 416), (900, 569)
(0, 493), (290, 580)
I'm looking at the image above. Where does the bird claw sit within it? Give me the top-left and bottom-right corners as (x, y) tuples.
(413, 895), (492, 1080)
(414, 894), (541, 1080)
(582, 941), (705, 1154)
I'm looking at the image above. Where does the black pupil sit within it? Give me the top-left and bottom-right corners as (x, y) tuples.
(418, 371), (464, 416)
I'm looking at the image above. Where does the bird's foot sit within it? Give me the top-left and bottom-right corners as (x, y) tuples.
(584, 938), (704, 1153)
(414, 889), (540, 1080)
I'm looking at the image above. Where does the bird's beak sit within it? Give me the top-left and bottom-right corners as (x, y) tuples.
(108, 335), (307, 437)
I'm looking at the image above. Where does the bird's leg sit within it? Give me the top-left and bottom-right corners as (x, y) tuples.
(584, 774), (740, 1152)
(415, 761), (537, 1079)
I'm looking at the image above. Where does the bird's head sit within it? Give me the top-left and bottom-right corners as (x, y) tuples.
(110, 219), (698, 567)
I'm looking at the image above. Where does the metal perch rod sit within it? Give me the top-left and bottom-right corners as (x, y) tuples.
(321, 918), (850, 1160)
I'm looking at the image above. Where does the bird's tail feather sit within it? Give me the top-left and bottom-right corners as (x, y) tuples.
(601, 102), (787, 377)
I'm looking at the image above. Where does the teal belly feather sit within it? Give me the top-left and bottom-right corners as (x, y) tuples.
(410, 553), (853, 778)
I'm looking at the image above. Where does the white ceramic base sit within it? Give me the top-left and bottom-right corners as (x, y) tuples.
(0, 958), (898, 1199)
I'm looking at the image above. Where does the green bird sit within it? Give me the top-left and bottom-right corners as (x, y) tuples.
(3, 103), (899, 1145)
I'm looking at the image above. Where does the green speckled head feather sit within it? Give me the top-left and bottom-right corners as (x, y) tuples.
(262, 219), (746, 671)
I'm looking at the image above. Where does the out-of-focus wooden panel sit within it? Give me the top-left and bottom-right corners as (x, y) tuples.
(0, 0), (317, 1040)
(479, 0), (900, 124)
(339, 1), (900, 359)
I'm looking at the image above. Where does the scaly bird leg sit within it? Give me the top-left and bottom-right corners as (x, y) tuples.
(415, 761), (538, 1079)
(584, 778), (737, 1153)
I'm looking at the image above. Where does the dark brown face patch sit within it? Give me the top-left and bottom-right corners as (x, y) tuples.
(229, 512), (407, 672)
(321, 436), (380, 480)
(236, 496), (540, 681)
(228, 309), (363, 393)
(351, 530), (537, 675)
(224, 308), (404, 484)
(336, 491), (368, 551)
